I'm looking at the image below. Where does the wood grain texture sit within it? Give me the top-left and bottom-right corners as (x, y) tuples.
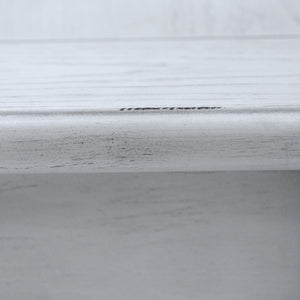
(1, 38), (300, 112)
(1, 172), (300, 299)
(0, 38), (300, 173)
(0, 0), (300, 40)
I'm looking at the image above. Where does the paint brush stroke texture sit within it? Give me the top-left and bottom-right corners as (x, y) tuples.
(0, 39), (299, 172)
(0, 172), (300, 299)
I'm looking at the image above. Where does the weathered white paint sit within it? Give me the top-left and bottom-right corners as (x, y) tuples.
(1, 39), (300, 112)
(0, 172), (300, 299)
(0, 39), (300, 173)
(1, 110), (300, 172)
(0, 0), (300, 40)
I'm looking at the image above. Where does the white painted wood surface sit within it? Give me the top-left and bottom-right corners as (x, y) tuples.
(1, 39), (300, 112)
(0, 0), (300, 40)
(1, 172), (300, 299)
(1, 38), (300, 172)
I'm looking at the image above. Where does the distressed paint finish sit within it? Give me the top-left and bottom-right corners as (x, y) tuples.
(0, 38), (300, 172)
(0, 0), (300, 40)
(1, 39), (300, 112)
(1, 110), (300, 173)
(0, 172), (300, 299)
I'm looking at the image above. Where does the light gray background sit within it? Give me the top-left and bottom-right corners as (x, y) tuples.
(0, 0), (300, 39)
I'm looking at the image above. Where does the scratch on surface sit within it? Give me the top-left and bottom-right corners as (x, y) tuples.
(120, 106), (222, 112)
(0, 184), (38, 194)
